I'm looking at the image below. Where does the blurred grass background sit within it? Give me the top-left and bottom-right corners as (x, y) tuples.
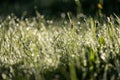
(0, 0), (120, 17)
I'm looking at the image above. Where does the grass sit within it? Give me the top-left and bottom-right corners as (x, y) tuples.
(0, 14), (120, 80)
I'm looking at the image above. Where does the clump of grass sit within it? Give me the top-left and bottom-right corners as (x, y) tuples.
(0, 15), (120, 80)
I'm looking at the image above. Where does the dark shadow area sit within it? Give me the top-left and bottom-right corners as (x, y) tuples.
(0, 0), (120, 18)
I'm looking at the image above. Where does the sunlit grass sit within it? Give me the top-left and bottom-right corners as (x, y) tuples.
(0, 15), (120, 80)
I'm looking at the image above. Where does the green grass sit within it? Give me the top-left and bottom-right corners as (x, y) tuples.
(0, 14), (120, 80)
